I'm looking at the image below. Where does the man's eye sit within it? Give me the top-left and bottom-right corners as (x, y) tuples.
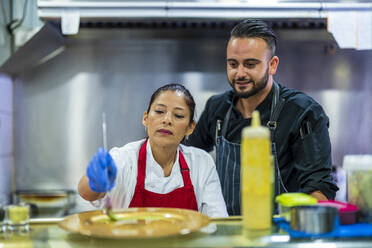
(155, 110), (164, 114)
(245, 63), (256, 68)
(228, 62), (237, 68)
(175, 114), (185, 119)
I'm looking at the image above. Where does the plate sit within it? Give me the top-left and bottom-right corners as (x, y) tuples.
(59, 208), (210, 239)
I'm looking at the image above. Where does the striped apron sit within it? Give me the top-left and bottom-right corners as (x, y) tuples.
(215, 82), (287, 215)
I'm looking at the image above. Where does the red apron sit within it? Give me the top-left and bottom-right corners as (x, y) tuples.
(129, 140), (198, 211)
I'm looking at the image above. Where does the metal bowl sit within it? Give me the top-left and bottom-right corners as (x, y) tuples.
(290, 205), (339, 234)
(13, 190), (76, 218)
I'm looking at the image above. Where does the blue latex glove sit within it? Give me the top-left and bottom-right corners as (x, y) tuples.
(86, 147), (117, 193)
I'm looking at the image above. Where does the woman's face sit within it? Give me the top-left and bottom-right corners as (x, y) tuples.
(142, 90), (195, 148)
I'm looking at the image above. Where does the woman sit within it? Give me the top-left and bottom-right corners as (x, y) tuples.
(78, 84), (228, 217)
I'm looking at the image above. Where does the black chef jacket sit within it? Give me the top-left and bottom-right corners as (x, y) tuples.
(186, 83), (338, 199)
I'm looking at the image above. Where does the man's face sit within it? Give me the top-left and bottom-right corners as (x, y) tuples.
(226, 37), (277, 98)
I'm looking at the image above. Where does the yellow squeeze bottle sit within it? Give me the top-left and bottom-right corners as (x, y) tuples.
(241, 110), (273, 230)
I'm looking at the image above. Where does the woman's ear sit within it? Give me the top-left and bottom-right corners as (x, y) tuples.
(142, 111), (148, 127)
(185, 121), (196, 136)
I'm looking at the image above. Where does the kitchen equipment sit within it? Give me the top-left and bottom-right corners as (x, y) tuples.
(343, 155), (372, 223)
(102, 112), (108, 152)
(13, 190), (76, 218)
(101, 113), (117, 221)
(275, 217), (372, 238)
(59, 208), (210, 238)
(6, 203), (30, 232)
(275, 193), (317, 222)
(318, 200), (358, 225)
(290, 205), (339, 234)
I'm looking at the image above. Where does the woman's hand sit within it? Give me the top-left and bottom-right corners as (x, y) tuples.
(86, 148), (117, 193)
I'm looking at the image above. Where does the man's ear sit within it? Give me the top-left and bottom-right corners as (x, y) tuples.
(185, 121), (196, 136)
(269, 56), (279, 75)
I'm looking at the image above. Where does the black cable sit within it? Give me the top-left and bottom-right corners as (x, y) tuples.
(6, 0), (28, 35)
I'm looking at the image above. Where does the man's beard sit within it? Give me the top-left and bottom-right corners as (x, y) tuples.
(230, 69), (269, 98)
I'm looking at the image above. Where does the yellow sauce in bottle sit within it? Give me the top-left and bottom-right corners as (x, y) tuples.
(241, 111), (273, 230)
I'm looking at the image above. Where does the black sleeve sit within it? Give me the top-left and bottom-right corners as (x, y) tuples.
(185, 97), (215, 152)
(291, 104), (339, 199)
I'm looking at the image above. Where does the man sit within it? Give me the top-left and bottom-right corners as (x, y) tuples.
(186, 19), (338, 215)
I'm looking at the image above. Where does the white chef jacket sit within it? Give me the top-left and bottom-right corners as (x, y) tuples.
(92, 139), (228, 217)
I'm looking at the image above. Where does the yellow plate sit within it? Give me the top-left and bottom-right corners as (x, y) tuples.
(59, 208), (210, 239)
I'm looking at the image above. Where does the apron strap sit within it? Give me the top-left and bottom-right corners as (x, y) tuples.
(136, 139), (148, 189)
(220, 104), (233, 138)
(267, 82), (286, 141)
(137, 139), (193, 189)
(178, 150), (193, 187)
(267, 82), (288, 195)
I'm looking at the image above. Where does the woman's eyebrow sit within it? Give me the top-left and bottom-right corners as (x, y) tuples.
(154, 104), (166, 108)
(155, 103), (185, 111)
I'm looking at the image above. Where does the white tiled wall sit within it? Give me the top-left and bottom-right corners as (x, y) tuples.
(0, 74), (13, 205)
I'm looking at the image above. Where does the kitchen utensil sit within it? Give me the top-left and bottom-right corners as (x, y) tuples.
(318, 200), (358, 225)
(275, 193), (317, 222)
(59, 208), (210, 238)
(343, 155), (372, 223)
(102, 112), (107, 151)
(101, 113), (117, 221)
(5, 203), (30, 232)
(290, 205), (339, 234)
(275, 217), (372, 238)
(13, 189), (76, 217)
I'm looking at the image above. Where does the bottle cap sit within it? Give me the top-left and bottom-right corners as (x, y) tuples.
(251, 110), (261, 127)
(241, 110), (270, 138)
(275, 193), (317, 207)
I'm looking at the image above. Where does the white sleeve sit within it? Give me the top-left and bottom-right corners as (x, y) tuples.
(199, 154), (228, 218)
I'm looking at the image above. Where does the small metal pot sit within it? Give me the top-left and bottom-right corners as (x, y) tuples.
(13, 190), (76, 218)
(290, 205), (339, 234)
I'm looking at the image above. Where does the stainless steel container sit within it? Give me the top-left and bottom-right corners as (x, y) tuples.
(290, 206), (339, 234)
(13, 190), (76, 218)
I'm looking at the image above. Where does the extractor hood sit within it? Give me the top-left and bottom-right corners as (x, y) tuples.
(2, 0), (371, 77)
(37, 0), (372, 49)
(38, 0), (372, 21)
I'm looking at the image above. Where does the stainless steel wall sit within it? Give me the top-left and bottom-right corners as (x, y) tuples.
(12, 27), (372, 210)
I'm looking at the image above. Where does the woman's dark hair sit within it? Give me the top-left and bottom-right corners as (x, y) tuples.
(147, 83), (196, 123)
(230, 19), (277, 56)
